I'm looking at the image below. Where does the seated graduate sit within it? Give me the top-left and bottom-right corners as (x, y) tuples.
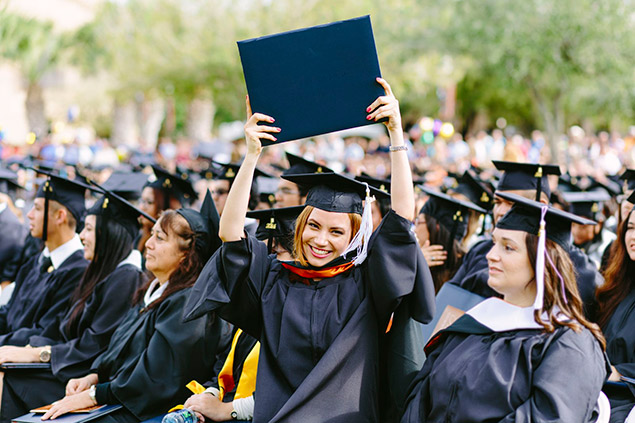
(447, 161), (602, 316)
(0, 189), (150, 423)
(414, 187), (486, 293)
(0, 171), (91, 346)
(0, 168), (27, 292)
(39, 192), (224, 422)
(183, 80), (435, 422)
(137, 165), (196, 262)
(402, 192), (608, 422)
(594, 193), (635, 422)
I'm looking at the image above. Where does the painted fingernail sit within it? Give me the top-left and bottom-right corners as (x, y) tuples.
(276, 127), (281, 132)
(366, 107), (371, 112)
(366, 116), (372, 120)
(270, 118), (275, 122)
(273, 137), (277, 141)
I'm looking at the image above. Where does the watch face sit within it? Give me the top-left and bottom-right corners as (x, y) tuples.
(230, 411), (238, 419)
(40, 349), (51, 363)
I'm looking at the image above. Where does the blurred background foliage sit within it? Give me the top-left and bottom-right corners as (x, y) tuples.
(0, 0), (633, 149)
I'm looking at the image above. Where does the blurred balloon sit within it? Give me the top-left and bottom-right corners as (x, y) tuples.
(440, 122), (454, 138)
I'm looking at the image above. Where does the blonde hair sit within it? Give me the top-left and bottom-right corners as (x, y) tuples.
(292, 205), (362, 267)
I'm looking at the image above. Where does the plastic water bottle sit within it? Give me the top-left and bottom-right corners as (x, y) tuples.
(161, 408), (198, 423)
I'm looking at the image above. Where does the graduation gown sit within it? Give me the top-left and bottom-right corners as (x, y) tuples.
(91, 287), (221, 421)
(448, 239), (602, 316)
(0, 206), (27, 283)
(184, 210), (435, 423)
(601, 288), (635, 422)
(0, 262), (143, 423)
(402, 298), (608, 423)
(0, 250), (88, 346)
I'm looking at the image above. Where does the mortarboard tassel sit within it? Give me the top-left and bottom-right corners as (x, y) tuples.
(533, 206), (548, 311)
(341, 183), (374, 266)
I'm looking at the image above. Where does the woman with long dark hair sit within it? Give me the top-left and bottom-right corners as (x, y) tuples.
(183, 79), (435, 422)
(33, 194), (223, 423)
(402, 193), (608, 422)
(0, 190), (148, 423)
(595, 199), (635, 422)
(414, 188), (486, 292)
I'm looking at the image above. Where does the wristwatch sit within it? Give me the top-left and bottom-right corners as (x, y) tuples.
(88, 385), (97, 404)
(230, 409), (238, 420)
(39, 347), (51, 363)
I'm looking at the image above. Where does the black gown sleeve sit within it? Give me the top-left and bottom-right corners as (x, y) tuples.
(0, 264), (85, 346)
(29, 266), (140, 381)
(183, 236), (270, 338)
(498, 328), (607, 422)
(105, 291), (216, 420)
(366, 210), (435, 325)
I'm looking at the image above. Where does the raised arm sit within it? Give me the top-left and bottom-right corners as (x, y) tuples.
(218, 97), (280, 242)
(366, 78), (414, 221)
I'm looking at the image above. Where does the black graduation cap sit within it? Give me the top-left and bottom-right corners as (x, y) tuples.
(0, 167), (23, 192)
(176, 190), (222, 261)
(418, 185), (487, 241)
(620, 169), (635, 193)
(148, 165), (197, 207)
(213, 162), (271, 182)
(560, 190), (611, 220)
(281, 172), (390, 215)
(496, 192), (596, 248)
(101, 172), (150, 202)
(493, 160), (561, 201)
(30, 168), (96, 242)
(283, 152), (334, 176)
(449, 170), (494, 211)
(247, 205), (305, 253)
(238, 15), (384, 145)
(354, 174), (391, 194)
(86, 187), (156, 239)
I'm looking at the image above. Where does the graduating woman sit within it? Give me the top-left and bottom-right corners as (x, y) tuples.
(0, 190), (149, 423)
(402, 192), (608, 422)
(183, 78), (435, 422)
(595, 192), (635, 422)
(37, 193), (223, 422)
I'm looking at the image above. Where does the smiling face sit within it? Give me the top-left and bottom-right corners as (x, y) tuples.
(79, 214), (97, 261)
(144, 216), (186, 282)
(486, 227), (536, 307)
(625, 212), (635, 261)
(300, 207), (353, 267)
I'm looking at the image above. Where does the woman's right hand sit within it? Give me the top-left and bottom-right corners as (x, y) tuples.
(244, 96), (280, 155)
(65, 373), (98, 396)
(421, 240), (447, 267)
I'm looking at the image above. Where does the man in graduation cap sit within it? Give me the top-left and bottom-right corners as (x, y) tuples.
(0, 171), (90, 346)
(211, 162), (269, 217)
(447, 160), (602, 315)
(275, 152), (334, 208)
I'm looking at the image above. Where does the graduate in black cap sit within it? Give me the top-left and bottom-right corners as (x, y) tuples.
(562, 190), (616, 269)
(210, 162), (269, 217)
(0, 171), (91, 347)
(595, 190), (635, 422)
(183, 79), (435, 422)
(0, 189), (151, 421)
(246, 205), (305, 260)
(446, 160), (602, 317)
(447, 170), (494, 248)
(403, 193), (608, 422)
(275, 152), (334, 208)
(0, 168), (27, 291)
(354, 173), (391, 230)
(415, 187), (486, 293)
(37, 192), (224, 422)
(136, 165), (196, 264)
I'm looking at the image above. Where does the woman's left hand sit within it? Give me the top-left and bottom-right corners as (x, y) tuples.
(0, 346), (39, 364)
(41, 391), (96, 420)
(366, 77), (402, 133)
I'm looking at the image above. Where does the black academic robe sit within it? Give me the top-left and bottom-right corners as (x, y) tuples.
(448, 239), (602, 317)
(184, 210), (436, 423)
(0, 250), (88, 346)
(91, 287), (221, 421)
(402, 312), (608, 422)
(0, 207), (27, 282)
(601, 288), (635, 422)
(0, 264), (143, 423)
